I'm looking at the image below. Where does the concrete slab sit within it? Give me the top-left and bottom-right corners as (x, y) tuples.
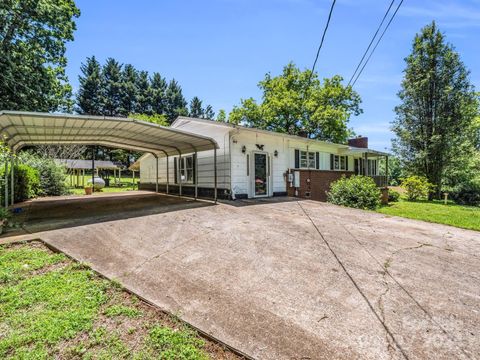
(3, 194), (479, 359)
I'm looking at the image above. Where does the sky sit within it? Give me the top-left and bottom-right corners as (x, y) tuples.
(65, 0), (480, 151)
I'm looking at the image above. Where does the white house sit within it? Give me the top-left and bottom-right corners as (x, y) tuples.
(138, 117), (388, 201)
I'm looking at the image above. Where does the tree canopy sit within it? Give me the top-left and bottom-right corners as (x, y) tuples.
(392, 22), (479, 197)
(0, 0), (80, 112)
(229, 62), (362, 143)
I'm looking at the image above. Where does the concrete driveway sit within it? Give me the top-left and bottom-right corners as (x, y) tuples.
(5, 192), (480, 359)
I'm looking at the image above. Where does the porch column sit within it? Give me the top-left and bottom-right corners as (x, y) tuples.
(385, 155), (389, 187)
(214, 147), (218, 203)
(194, 151), (198, 200)
(166, 155), (169, 194)
(91, 146), (95, 193)
(82, 169), (85, 187)
(364, 152), (368, 176)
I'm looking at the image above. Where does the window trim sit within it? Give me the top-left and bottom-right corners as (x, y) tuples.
(176, 154), (195, 184)
(332, 154), (348, 171)
(298, 150), (317, 169)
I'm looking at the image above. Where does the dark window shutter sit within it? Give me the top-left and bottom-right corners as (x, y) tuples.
(330, 154), (334, 170)
(315, 152), (320, 169)
(174, 157), (178, 184)
(192, 154), (197, 184)
(294, 149), (300, 168)
(345, 156), (349, 171)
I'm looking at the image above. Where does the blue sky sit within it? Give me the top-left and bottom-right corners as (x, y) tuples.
(65, 0), (480, 151)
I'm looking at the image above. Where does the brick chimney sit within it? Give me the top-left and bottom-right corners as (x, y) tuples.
(348, 136), (368, 148)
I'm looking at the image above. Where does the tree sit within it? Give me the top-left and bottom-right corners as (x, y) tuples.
(0, 0), (80, 112)
(102, 58), (123, 117)
(216, 109), (227, 122)
(229, 62), (362, 143)
(120, 64), (138, 116)
(203, 104), (215, 120)
(150, 72), (167, 115)
(189, 96), (204, 118)
(165, 79), (187, 123)
(76, 56), (103, 115)
(130, 113), (168, 127)
(135, 71), (152, 115)
(392, 22), (478, 198)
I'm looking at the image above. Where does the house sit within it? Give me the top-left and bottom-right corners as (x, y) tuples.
(138, 117), (389, 201)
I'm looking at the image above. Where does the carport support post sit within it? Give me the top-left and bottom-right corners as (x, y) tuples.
(214, 147), (217, 203)
(179, 153), (182, 197)
(10, 154), (14, 205)
(4, 157), (8, 208)
(91, 146), (95, 193)
(166, 155), (169, 194)
(154, 154), (158, 193)
(194, 151), (198, 200)
(385, 155), (389, 186)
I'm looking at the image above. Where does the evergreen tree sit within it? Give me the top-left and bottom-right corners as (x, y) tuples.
(102, 58), (123, 117)
(120, 64), (138, 116)
(216, 109), (227, 122)
(203, 105), (215, 120)
(165, 79), (187, 123)
(189, 96), (204, 118)
(150, 72), (167, 115)
(136, 71), (152, 115)
(76, 56), (103, 115)
(392, 22), (478, 198)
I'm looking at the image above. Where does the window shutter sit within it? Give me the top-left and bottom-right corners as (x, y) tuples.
(174, 157), (178, 184)
(345, 156), (349, 171)
(294, 149), (300, 168)
(330, 154), (334, 170)
(192, 154), (197, 184)
(315, 152), (320, 169)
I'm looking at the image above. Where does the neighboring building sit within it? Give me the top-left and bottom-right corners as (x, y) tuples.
(138, 117), (388, 201)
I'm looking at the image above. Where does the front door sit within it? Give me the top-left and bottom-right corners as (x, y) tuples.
(253, 152), (268, 197)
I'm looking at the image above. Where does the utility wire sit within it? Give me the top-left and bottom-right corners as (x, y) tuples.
(347, 0), (396, 87)
(308, 0), (337, 84)
(350, 0), (404, 88)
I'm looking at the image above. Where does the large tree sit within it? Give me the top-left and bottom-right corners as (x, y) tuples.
(0, 0), (80, 111)
(165, 79), (187, 123)
(392, 22), (478, 197)
(101, 58), (123, 117)
(229, 62), (362, 143)
(120, 64), (138, 116)
(150, 72), (167, 115)
(135, 70), (152, 115)
(76, 56), (103, 115)
(189, 96), (204, 118)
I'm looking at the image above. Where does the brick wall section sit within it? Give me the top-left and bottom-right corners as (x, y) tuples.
(287, 170), (354, 202)
(348, 137), (368, 148)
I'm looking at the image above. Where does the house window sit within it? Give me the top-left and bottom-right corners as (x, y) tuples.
(299, 151), (316, 169)
(176, 155), (195, 183)
(332, 155), (348, 171)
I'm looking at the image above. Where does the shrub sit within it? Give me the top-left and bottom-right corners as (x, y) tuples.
(327, 175), (381, 210)
(13, 164), (40, 202)
(450, 182), (480, 206)
(401, 176), (433, 201)
(388, 189), (400, 202)
(18, 153), (70, 196)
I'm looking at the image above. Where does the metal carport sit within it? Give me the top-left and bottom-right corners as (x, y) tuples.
(0, 111), (219, 206)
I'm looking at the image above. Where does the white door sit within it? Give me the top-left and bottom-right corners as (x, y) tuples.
(252, 152), (269, 197)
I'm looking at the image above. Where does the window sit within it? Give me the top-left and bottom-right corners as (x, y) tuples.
(176, 155), (195, 183)
(332, 155), (348, 171)
(299, 151), (316, 169)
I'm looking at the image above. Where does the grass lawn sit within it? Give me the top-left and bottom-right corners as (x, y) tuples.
(377, 199), (480, 231)
(69, 175), (138, 195)
(0, 242), (238, 360)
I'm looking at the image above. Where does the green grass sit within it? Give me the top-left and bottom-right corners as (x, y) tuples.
(68, 175), (139, 195)
(0, 242), (228, 359)
(377, 199), (480, 231)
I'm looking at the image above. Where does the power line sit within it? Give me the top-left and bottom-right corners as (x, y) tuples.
(351, 0), (404, 88)
(347, 0), (396, 87)
(308, 0), (337, 84)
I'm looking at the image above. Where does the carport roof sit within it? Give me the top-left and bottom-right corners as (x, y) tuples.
(0, 111), (218, 156)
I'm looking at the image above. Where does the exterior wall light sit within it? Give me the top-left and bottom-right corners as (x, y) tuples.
(241, 145), (246, 154)
(274, 150), (278, 157)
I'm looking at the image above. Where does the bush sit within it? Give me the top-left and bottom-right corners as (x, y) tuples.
(388, 189), (400, 202)
(327, 175), (381, 210)
(18, 153), (70, 196)
(450, 182), (480, 206)
(13, 164), (40, 202)
(401, 176), (433, 201)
